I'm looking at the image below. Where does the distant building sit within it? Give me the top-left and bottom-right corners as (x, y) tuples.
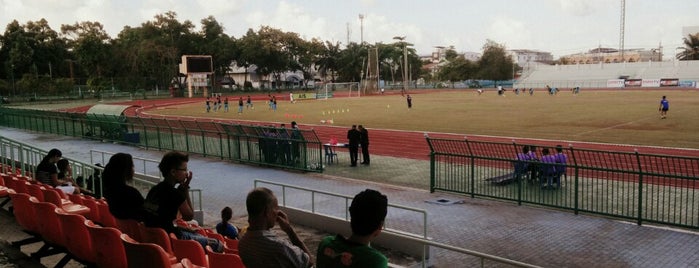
(420, 46), (481, 77)
(561, 47), (662, 64)
(225, 63), (308, 89)
(507, 49), (554, 67)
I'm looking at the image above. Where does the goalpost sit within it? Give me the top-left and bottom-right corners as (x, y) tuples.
(317, 82), (361, 99)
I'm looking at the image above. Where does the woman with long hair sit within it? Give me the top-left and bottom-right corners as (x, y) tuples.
(102, 153), (146, 221)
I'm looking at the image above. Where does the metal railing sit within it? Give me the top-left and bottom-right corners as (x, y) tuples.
(254, 179), (539, 268)
(426, 137), (699, 229)
(0, 137), (202, 216)
(0, 107), (324, 173)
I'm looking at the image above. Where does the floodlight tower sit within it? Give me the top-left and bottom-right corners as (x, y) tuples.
(619, 0), (626, 61)
(358, 14), (365, 44)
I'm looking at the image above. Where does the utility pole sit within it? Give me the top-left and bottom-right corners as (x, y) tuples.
(393, 36), (408, 93)
(619, 0), (626, 61)
(11, 64), (15, 96)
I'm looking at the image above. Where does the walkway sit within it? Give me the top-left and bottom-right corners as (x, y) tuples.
(1, 127), (698, 267)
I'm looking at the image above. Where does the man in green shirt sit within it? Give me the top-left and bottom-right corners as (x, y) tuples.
(316, 189), (389, 267)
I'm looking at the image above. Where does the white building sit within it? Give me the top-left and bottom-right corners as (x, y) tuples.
(508, 49), (554, 67)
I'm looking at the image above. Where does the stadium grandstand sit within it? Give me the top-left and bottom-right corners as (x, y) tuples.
(515, 60), (699, 89)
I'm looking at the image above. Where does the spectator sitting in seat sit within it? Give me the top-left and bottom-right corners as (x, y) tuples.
(216, 206), (239, 240)
(239, 187), (313, 268)
(56, 158), (81, 194)
(527, 146), (541, 181)
(102, 153), (146, 221)
(514, 146), (532, 181)
(36, 149), (78, 194)
(540, 148), (558, 189)
(316, 189), (389, 268)
(143, 151), (224, 252)
(554, 145), (568, 185)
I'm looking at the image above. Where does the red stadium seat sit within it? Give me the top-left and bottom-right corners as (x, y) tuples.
(85, 220), (128, 268)
(96, 200), (117, 227)
(8, 192), (42, 247)
(206, 245), (245, 268)
(121, 234), (194, 268)
(116, 218), (143, 242)
(56, 209), (95, 265)
(170, 233), (209, 267)
(42, 187), (90, 215)
(80, 196), (101, 223)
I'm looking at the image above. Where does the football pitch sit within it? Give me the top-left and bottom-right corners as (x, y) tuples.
(146, 89), (699, 149)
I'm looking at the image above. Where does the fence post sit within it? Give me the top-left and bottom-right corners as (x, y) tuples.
(512, 141), (522, 205)
(425, 134), (435, 193)
(465, 137), (475, 198)
(634, 149), (643, 226)
(569, 145), (579, 215)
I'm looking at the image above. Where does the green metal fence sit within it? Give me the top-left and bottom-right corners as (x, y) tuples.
(0, 107), (324, 172)
(426, 137), (699, 229)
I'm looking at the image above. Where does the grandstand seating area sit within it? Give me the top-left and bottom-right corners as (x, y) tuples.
(0, 170), (243, 268)
(516, 60), (699, 88)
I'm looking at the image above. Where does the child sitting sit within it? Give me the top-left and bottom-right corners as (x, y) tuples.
(215, 206), (239, 239)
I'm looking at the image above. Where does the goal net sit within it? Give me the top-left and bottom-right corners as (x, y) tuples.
(317, 82), (361, 99)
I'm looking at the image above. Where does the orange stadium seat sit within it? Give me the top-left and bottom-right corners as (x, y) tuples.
(42, 187), (90, 215)
(32, 202), (71, 264)
(80, 196), (101, 223)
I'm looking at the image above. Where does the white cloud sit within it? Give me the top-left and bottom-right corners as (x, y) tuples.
(555, 0), (606, 16)
(486, 16), (532, 50)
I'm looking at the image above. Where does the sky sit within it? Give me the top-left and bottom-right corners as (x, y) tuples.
(1, 0), (697, 59)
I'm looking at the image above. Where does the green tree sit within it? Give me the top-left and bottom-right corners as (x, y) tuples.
(198, 16), (237, 90)
(316, 41), (341, 82)
(437, 56), (476, 87)
(61, 21), (112, 78)
(0, 19), (69, 96)
(477, 39), (514, 85)
(676, 33), (699, 61)
(336, 42), (367, 82)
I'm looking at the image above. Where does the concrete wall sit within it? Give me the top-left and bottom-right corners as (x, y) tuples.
(281, 207), (432, 266)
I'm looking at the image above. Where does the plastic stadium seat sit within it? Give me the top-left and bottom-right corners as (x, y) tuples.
(170, 233), (209, 267)
(56, 209), (95, 265)
(121, 233), (195, 268)
(96, 200), (117, 227)
(8, 192), (43, 247)
(116, 218), (143, 242)
(206, 245), (245, 268)
(32, 202), (72, 265)
(80, 196), (101, 223)
(224, 237), (239, 251)
(139, 224), (175, 257)
(67, 193), (85, 205)
(85, 220), (128, 268)
(25, 183), (46, 202)
(42, 187), (90, 215)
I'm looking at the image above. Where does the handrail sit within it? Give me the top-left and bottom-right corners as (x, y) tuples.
(254, 179), (428, 239)
(0, 138), (202, 217)
(390, 231), (542, 268)
(88, 149), (202, 214)
(90, 149), (162, 181)
(254, 179), (539, 268)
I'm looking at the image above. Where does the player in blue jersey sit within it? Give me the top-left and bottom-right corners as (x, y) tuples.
(659, 95), (669, 119)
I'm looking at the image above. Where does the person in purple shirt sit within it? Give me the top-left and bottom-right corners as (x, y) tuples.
(554, 145), (568, 186)
(540, 148), (558, 189)
(514, 146), (532, 181)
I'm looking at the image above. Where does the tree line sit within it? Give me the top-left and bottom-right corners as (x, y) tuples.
(0, 11), (519, 98)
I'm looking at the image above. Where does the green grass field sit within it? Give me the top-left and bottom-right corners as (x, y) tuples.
(146, 89), (699, 149)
